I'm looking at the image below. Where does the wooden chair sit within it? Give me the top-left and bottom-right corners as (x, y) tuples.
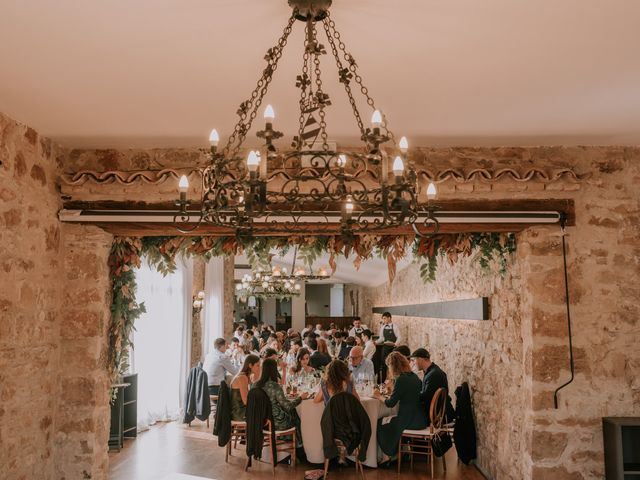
(262, 419), (297, 475)
(397, 387), (447, 479)
(225, 421), (247, 462)
(322, 443), (365, 480)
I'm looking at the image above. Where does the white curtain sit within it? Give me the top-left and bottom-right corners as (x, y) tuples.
(132, 256), (193, 430)
(202, 257), (225, 358)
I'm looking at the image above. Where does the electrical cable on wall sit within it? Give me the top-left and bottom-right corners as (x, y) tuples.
(553, 213), (575, 408)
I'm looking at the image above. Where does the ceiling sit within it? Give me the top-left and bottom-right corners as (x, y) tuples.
(235, 251), (412, 288)
(1, 0), (640, 148)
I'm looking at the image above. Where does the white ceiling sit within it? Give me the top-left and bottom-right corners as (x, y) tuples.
(1, 0), (640, 148)
(235, 250), (412, 288)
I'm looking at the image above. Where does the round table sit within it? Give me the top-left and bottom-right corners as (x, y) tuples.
(295, 396), (398, 468)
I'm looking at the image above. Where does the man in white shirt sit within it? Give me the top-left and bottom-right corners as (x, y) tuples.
(376, 312), (401, 381)
(203, 338), (239, 395)
(314, 323), (324, 337)
(348, 346), (375, 380)
(362, 329), (376, 360)
(234, 325), (246, 346)
(348, 319), (368, 338)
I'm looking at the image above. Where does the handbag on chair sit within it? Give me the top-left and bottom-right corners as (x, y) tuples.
(431, 430), (452, 457)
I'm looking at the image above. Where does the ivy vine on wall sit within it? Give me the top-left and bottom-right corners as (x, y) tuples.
(107, 232), (515, 381)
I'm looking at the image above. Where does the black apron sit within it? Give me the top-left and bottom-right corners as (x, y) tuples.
(379, 324), (398, 382)
(353, 326), (364, 336)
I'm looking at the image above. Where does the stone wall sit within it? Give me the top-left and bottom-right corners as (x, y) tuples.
(353, 250), (527, 479)
(0, 112), (65, 479)
(56, 224), (113, 479)
(0, 113), (113, 480)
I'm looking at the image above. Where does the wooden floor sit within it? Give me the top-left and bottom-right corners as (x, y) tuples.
(109, 421), (484, 480)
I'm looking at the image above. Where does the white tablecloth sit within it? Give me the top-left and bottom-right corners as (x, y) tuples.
(296, 397), (398, 468)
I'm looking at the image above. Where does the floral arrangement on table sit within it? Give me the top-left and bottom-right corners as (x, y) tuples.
(107, 232), (516, 383)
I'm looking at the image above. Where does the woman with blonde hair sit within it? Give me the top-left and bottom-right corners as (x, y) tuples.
(373, 351), (426, 463)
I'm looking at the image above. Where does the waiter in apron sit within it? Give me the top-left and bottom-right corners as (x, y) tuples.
(376, 312), (401, 382)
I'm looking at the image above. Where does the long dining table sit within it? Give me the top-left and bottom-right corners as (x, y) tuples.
(295, 396), (398, 468)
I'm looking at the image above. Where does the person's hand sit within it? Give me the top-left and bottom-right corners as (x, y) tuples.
(300, 392), (310, 400)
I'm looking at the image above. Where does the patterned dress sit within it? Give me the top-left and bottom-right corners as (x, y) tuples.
(261, 380), (302, 431)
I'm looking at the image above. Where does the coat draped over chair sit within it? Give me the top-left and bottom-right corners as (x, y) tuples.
(182, 362), (211, 424)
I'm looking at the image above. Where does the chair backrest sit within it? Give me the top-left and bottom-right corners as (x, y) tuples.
(429, 387), (446, 431)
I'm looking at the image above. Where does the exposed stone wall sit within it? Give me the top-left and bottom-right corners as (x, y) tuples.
(1, 114), (113, 480)
(354, 250), (527, 479)
(0, 113), (65, 479)
(56, 224), (113, 479)
(520, 152), (640, 479)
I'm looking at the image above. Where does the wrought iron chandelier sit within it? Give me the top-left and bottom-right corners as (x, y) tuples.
(175, 0), (438, 236)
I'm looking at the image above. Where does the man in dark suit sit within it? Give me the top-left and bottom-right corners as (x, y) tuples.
(410, 348), (455, 423)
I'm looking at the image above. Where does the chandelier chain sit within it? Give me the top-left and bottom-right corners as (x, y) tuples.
(295, 25), (311, 150)
(311, 21), (330, 151)
(321, 18), (369, 147)
(222, 12), (296, 158)
(324, 11), (397, 146)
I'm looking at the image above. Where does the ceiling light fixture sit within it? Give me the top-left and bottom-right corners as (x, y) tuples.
(174, 0), (438, 236)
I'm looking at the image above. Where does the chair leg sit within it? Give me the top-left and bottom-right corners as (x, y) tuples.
(292, 432), (297, 468)
(323, 459), (329, 480)
(442, 453), (446, 472)
(397, 438), (402, 473)
(430, 449), (434, 479)
(206, 417), (210, 428)
(244, 456), (251, 471)
(225, 441), (230, 463)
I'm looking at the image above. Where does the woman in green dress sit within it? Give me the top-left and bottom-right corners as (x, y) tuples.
(256, 358), (309, 432)
(373, 351), (427, 461)
(229, 354), (260, 421)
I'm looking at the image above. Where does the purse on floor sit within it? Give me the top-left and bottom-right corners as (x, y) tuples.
(431, 430), (453, 457)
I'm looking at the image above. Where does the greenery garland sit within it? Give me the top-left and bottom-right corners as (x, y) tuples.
(107, 232), (515, 380)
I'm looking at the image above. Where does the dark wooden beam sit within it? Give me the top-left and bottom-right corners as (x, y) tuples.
(372, 298), (489, 321)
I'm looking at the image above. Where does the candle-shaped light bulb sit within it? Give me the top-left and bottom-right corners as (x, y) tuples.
(426, 182), (437, 200)
(399, 136), (408, 153)
(178, 175), (189, 193)
(209, 129), (219, 147)
(263, 104), (275, 121)
(371, 110), (382, 128)
(247, 150), (260, 172)
(294, 283), (301, 291)
(337, 154), (347, 168)
(318, 266), (328, 277)
(345, 195), (354, 216)
(392, 156), (405, 176)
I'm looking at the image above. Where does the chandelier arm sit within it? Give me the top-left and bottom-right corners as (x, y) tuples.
(324, 11), (398, 146)
(222, 12), (297, 158)
(309, 19), (330, 151)
(321, 18), (369, 146)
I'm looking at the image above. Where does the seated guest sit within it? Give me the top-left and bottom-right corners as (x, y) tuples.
(230, 354), (261, 421)
(342, 336), (356, 359)
(234, 325), (246, 345)
(393, 345), (411, 359)
(362, 329), (376, 361)
(348, 346), (375, 380)
(256, 358), (309, 434)
(308, 337), (332, 369)
(262, 347), (286, 384)
(290, 347), (315, 377)
(410, 348), (455, 422)
(301, 323), (313, 337)
(244, 330), (259, 352)
(285, 338), (303, 368)
(314, 359), (360, 405)
(373, 352), (427, 463)
(348, 319), (368, 338)
(314, 323), (324, 336)
(203, 338), (240, 395)
(332, 331), (346, 359)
